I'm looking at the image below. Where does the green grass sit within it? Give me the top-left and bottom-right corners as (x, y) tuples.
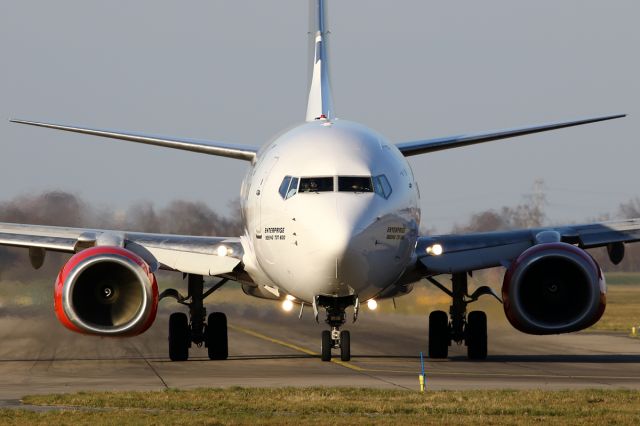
(0, 388), (635, 425)
(592, 283), (640, 332)
(605, 272), (640, 286)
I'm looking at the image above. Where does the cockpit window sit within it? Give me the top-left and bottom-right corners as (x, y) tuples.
(299, 177), (334, 193)
(287, 177), (299, 198)
(278, 176), (292, 199)
(280, 175), (391, 199)
(278, 176), (299, 199)
(373, 175), (392, 199)
(338, 176), (373, 193)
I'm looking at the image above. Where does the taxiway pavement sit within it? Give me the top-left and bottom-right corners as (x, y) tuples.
(0, 302), (639, 400)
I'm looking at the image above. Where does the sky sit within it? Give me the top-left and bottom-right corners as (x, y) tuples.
(1, 0), (639, 232)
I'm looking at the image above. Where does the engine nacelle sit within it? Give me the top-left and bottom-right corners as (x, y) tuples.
(502, 242), (606, 335)
(54, 246), (158, 336)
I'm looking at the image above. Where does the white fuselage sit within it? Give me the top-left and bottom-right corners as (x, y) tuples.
(240, 119), (421, 303)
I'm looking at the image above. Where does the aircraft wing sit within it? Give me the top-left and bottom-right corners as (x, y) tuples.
(416, 218), (640, 275)
(395, 114), (625, 157)
(10, 119), (258, 162)
(0, 222), (243, 277)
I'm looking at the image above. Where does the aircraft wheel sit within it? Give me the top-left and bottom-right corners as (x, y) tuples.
(169, 312), (190, 361)
(428, 310), (449, 359)
(321, 330), (332, 362)
(340, 330), (351, 362)
(206, 312), (228, 360)
(466, 311), (488, 360)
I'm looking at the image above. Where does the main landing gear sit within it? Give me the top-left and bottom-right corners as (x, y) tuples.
(426, 272), (501, 360)
(160, 274), (229, 361)
(317, 296), (354, 362)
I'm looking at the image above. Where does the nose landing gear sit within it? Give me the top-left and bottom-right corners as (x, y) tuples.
(321, 327), (351, 362)
(317, 296), (354, 362)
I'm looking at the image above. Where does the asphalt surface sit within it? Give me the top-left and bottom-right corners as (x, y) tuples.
(0, 301), (639, 401)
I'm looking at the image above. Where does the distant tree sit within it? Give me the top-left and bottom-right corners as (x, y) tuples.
(453, 179), (547, 233)
(452, 209), (508, 234)
(619, 198), (640, 219)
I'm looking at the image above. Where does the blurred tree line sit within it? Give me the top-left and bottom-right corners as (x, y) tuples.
(451, 180), (640, 272)
(1, 182), (640, 283)
(0, 191), (243, 281)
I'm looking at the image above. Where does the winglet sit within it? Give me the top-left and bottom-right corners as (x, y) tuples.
(305, 0), (334, 122)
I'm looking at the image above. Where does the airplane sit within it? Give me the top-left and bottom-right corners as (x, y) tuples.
(2, 0), (638, 363)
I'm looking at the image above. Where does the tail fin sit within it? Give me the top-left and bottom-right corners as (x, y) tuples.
(305, 0), (334, 121)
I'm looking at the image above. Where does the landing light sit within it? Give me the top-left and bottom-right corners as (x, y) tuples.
(285, 295), (295, 301)
(282, 299), (294, 312)
(426, 244), (443, 256)
(216, 245), (229, 257)
(367, 299), (378, 310)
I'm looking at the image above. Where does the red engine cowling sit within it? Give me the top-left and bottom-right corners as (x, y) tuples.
(54, 246), (158, 336)
(502, 242), (606, 335)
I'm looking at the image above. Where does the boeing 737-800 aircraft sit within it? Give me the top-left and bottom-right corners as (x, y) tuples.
(3, 0), (638, 362)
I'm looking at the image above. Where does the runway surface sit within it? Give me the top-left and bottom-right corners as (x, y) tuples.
(0, 301), (639, 400)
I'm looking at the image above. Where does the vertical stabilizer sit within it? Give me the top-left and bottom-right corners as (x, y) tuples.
(306, 0), (334, 121)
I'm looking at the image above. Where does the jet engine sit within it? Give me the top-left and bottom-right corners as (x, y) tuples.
(54, 246), (158, 336)
(502, 242), (605, 335)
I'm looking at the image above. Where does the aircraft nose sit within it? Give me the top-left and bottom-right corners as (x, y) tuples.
(301, 194), (377, 286)
(306, 195), (372, 254)
(334, 196), (379, 283)
(280, 192), (384, 300)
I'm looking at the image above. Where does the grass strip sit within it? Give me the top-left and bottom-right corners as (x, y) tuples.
(0, 388), (635, 425)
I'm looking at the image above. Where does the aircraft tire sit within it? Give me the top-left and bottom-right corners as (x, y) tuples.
(321, 330), (332, 362)
(340, 330), (351, 362)
(428, 310), (449, 359)
(206, 312), (229, 360)
(169, 312), (190, 361)
(466, 311), (488, 360)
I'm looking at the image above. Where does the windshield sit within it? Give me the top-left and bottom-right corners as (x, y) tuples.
(279, 175), (391, 199)
(299, 177), (334, 192)
(338, 176), (373, 192)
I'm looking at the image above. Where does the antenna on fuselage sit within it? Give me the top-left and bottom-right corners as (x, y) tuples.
(306, 0), (334, 122)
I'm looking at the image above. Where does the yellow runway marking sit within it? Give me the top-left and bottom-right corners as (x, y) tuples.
(230, 325), (638, 381)
(229, 324), (364, 371)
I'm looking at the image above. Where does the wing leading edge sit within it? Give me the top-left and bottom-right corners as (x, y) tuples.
(416, 218), (640, 275)
(0, 222), (244, 277)
(10, 119), (258, 162)
(395, 114), (625, 157)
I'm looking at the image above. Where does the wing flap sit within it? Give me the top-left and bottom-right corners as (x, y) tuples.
(0, 232), (76, 252)
(562, 219), (640, 248)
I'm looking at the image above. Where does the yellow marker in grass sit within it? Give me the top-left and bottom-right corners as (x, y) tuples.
(419, 352), (426, 392)
(632, 326), (638, 338)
